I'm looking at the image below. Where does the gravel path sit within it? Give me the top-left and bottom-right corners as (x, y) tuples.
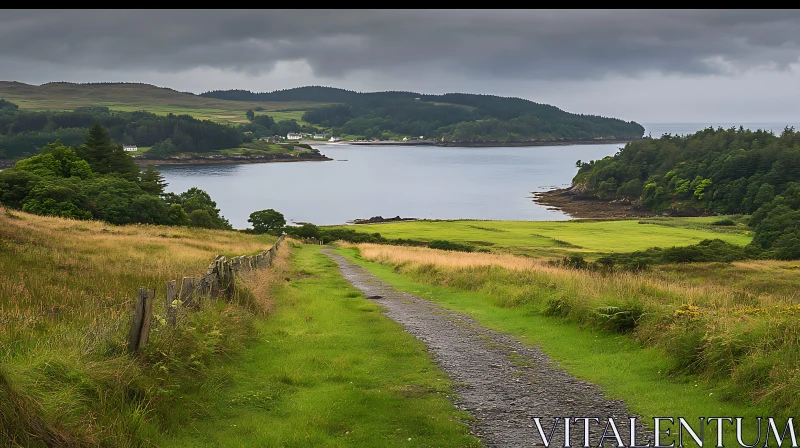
(323, 249), (653, 448)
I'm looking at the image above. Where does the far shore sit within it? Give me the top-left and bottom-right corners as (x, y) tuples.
(133, 155), (332, 167)
(312, 138), (637, 147)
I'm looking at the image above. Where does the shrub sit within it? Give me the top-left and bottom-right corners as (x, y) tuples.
(711, 218), (736, 226)
(427, 240), (474, 252)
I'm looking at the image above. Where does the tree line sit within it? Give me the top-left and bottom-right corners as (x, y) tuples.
(0, 102), (241, 159)
(0, 122), (231, 229)
(572, 126), (800, 259)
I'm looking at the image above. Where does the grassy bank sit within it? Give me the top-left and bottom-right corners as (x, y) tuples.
(159, 244), (480, 447)
(327, 217), (752, 258)
(0, 209), (279, 446)
(335, 243), (799, 427)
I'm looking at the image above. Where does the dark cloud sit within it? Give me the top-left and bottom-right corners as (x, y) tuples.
(1, 10), (800, 82)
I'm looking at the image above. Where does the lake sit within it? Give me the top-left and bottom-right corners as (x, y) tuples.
(158, 122), (799, 228)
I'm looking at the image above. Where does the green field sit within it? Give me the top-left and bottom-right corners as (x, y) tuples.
(329, 217), (753, 258)
(0, 81), (326, 125)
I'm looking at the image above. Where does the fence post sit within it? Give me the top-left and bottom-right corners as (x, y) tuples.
(225, 260), (235, 299)
(180, 277), (197, 308)
(128, 287), (147, 353)
(166, 280), (177, 327)
(138, 288), (155, 348)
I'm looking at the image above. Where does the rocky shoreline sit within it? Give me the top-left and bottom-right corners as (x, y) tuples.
(348, 215), (417, 224)
(533, 187), (663, 219)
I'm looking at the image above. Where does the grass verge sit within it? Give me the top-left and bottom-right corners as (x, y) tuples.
(157, 244), (480, 447)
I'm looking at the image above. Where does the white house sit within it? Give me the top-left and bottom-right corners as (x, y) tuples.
(328, 137), (342, 142)
(286, 133), (302, 140)
(123, 145), (138, 152)
(313, 133), (327, 139)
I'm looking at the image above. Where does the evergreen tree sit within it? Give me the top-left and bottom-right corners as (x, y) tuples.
(76, 121), (139, 181)
(138, 166), (168, 196)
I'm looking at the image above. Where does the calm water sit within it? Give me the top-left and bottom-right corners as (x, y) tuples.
(159, 122), (800, 228)
(159, 143), (623, 228)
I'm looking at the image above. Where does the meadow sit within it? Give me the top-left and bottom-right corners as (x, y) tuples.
(0, 207), (278, 445)
(0, 210), (484, 447)
(0, 81), (325, 125)
(335, 241), (800, 424)
(327, 216), (753, 258)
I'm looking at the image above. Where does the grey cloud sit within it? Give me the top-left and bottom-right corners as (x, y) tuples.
(2, 10), (800, 82)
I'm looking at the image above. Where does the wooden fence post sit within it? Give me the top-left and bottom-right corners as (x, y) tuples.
(180, 277), (197, 308)
(128, 287), (147, 353)
(138, 288), (155, 348)
(166, 280), (177, 327)
(225, 260), (235, 299)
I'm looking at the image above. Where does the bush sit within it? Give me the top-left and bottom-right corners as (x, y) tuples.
(711, 218), (736, 226)
(427, 240), (474, 252)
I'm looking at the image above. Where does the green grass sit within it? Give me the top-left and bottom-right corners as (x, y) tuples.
(0, 81), (328, 125)
(158, 245), (480, 448)
(327, 218), (753, 258)
(333, 246), (774, 447)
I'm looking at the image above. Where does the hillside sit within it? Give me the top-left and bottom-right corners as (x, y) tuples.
(0, 208), (281, 445)
(0, 81), (328, 124)
(202, 86), (646, 142)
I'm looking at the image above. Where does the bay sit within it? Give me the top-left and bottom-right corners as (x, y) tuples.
(158, 122), (800, 228)
(158, 143), (623, 228)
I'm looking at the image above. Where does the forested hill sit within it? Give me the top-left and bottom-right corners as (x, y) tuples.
(201, 86), (645, 142)
(571, 126), (800, 258)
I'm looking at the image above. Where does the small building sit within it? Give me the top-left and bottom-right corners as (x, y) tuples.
(328, 137), (342, 142)
(286, 133), (302, 140)
(123, 145), (138, 152)
(402, 137), (408, 141)
(313, 133), (327, 139)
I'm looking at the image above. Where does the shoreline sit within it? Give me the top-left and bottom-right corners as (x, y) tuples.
(532, 187), (664, 219)
(318, 138), (637, 147)
(133, 155), (332, 166)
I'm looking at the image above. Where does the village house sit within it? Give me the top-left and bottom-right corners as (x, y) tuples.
(313, 133), (327, 139)
(328, 136), (342, 142)
(286, 132), (302, 140)
(123, 145), (138, 152)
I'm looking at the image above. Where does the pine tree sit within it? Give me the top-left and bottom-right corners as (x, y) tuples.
(138, 166), (168, 196)
(77, 121), (139, 180)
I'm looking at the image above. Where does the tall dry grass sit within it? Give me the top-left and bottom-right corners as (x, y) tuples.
(348, 242), (800, 416)
(0, 208), (284, 446)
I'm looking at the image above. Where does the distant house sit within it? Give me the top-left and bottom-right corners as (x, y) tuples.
(313, 133), (327, 139)
(402, 137), (408, 141)
(328, 137), (342, 142)
(286, 133), (302, 140)
(123, 145), (138, 152)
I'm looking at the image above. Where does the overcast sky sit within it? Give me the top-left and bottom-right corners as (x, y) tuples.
(2, 9), (800, 123)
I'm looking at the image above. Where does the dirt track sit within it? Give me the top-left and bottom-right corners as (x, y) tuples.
(323, 248), (652, 448)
